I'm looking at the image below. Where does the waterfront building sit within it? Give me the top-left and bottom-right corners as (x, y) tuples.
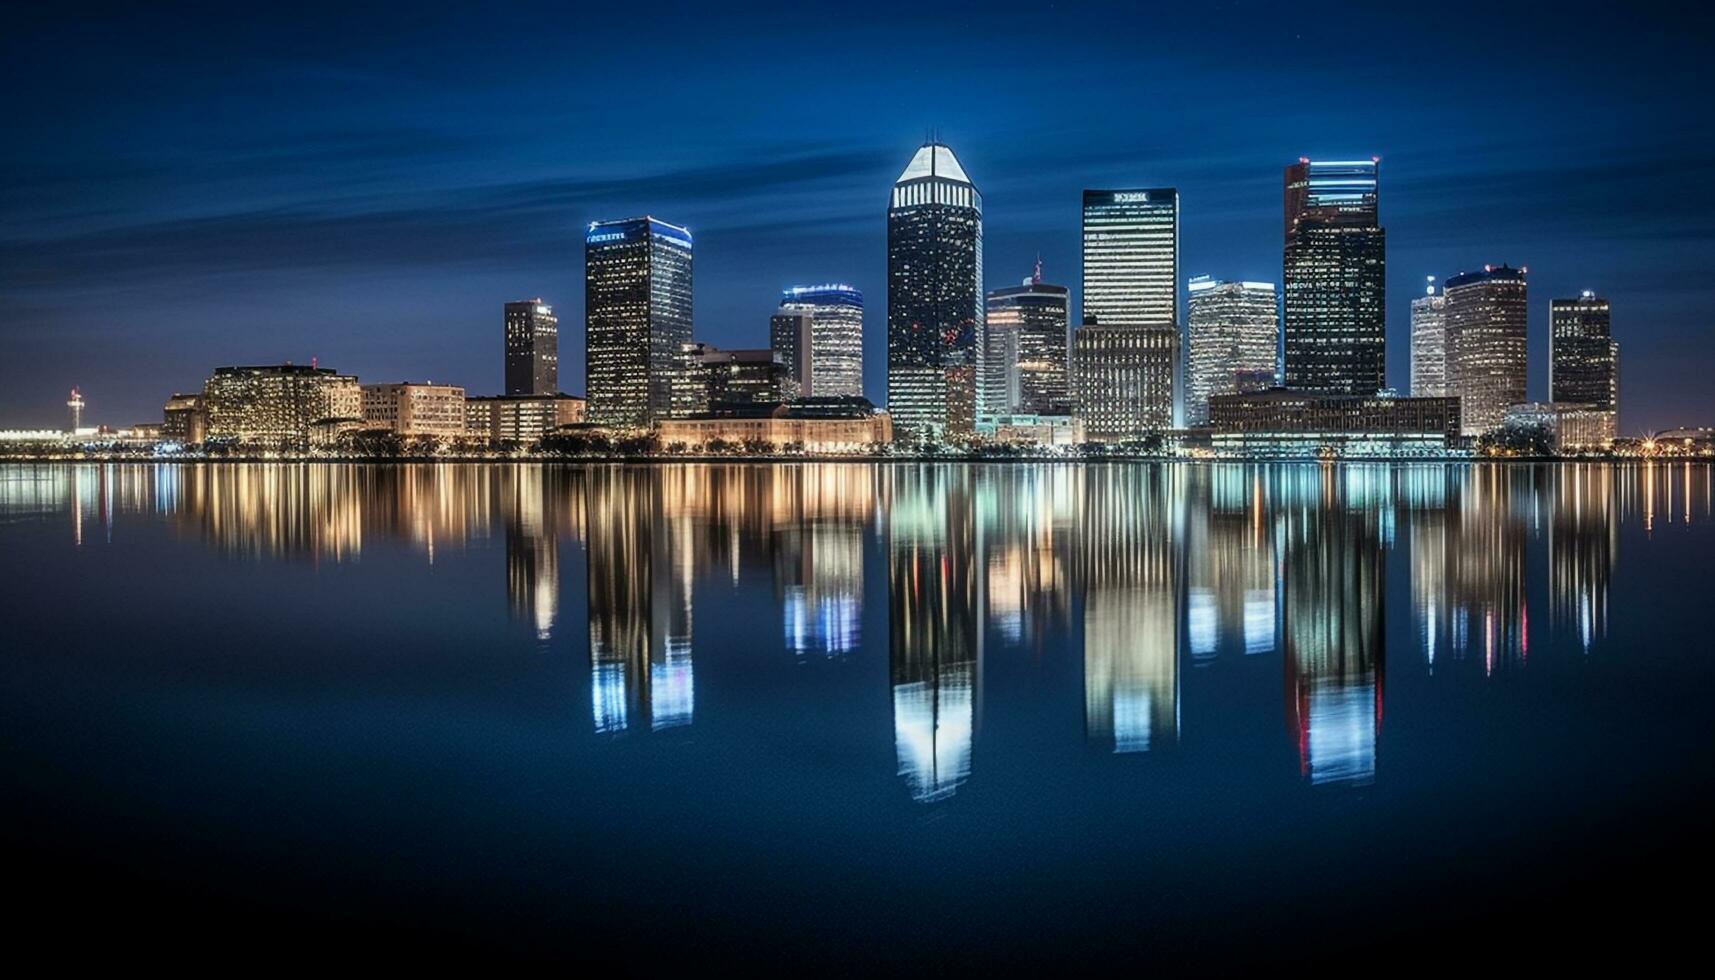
(465, 394), (587, 443)
(1281, 159), (1386, 394)
(201, 364), (361, 447)
(1208, 388), (1462, 457)
(1550, 291), (1619, 416)
(976, 413), (1085, 447)
(984, 263), (1070, 416)
(655, 397), (893, 453)
(1071, 324), (1178, 442)
(585, 216), (694, 429)
(161, 393), (207, 444)
(1502, 402), (1617, 453)
(670, 343), (793, 415)
(1185, 276), (1278, 425)
(361, 383), (467, 438)
(504, 299), (558, 396)
(1445, 264), (1529, 436)
(778, 284), (863, 398)
(1082, 188), (1180, 327)
(887, 142), (983, 441)
(1410, 277), (1449, 397)
(769, 310), (814, 400)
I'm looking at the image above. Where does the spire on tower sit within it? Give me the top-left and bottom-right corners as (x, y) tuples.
(1033, 254), (1043, 285)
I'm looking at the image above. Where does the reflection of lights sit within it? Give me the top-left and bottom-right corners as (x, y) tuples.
(893, 669), (973, 803)
(1243, 589), (1274, 654)
(651, 648), (694, 731)
(783, 588), (860, 657)
(1306, 678), (1377, 786)
(1188, 588), (1217, 658)
(592, 663), (628, 734)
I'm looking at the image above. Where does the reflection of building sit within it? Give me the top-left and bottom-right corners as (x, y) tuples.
(504, 299), (559, 396)
(202, 364), (362, 447)
(464, 394), (585, 443)
(503, 465), (559, 640)
(1445, 264), (1528, 436)
(361, 383), (467, 437)
(979, 466), (1078, 651)
(778, 284), (864, 398)
(1183, 465), (1277, 660)
(887, 142), (983, 441)
(585, 216), (694, 429)
(1548, 465), (1615, 652)
(983, 268), (1070, 416)
(888, 466), (981, 801)
(587, 468), (694, 734)
(161, 393), (207, 444)
(1186, 276), (1278, 425)
(1281, 470), (1385, 785)
(1081, 466), (1180, 753)
(1282, 158), (1386, 395)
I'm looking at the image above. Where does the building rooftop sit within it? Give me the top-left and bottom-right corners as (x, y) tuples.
(896, 142), (972, 185)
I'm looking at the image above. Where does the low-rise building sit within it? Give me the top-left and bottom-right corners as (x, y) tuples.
(465, 393), (587, 443)
(656, 397), (892, 453)
(162, 393), (207, 444)
(978, 414), (1085, 447)
(202, 364), (361, 447)
(361, 383), (467, 437)
(1208, 388), (1463, 457)
(1502, 402), (1617, 453)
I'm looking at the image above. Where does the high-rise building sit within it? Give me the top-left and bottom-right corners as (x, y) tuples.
(1445, 264), (1529, 436)
(778, 284), (863, 398)
(1185, 276), (1278, 425)
(585, 216), (694, 429)
(1281, 159), (1386, 395)
(769, 311), (813, 401)
(202, 364), (362, 446)
(887, 141), (983, 441)
(1071, 324), (1178, 442)
(1410, 276), (1449, 397)
(1082, 188), (1180, 327)
(1550, 291), (1619, 414)
(983, 262), (1070, 416)
(504, 299), (558, 396)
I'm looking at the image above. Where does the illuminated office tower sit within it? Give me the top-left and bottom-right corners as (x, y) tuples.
(983, 262), (1071, 416)
(769, 310), (813, 400)
(1281, 159), (1386, 394)
(504, 299), (558, 396)
(1071, 324), (1178, 441)
(1082, 188), (1180, 326)
(202, 363), (362, 447)
(1550, 291), (1619, 415)
(779, 284), (864, 398)
(584, 216), (694, 429)
(1410, 277), (1449, 397)
(1444, 264), (1528, 436)
(1185, 276), (1278, 425)
(887, 141), (983, 441)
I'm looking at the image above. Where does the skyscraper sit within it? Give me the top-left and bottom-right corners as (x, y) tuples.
(1281, 159), (1386, 395)
(983, 261), (1070, 416)
(504, 299), (558, 396)
(1550, 291), (1619, 414)
(1077, 188), (1180, 433)
(769, 310), (813, 401)
(584, 216), (694, 429)
(778, 283), (864, 398)
(1185, 276), (1278, 425)
(1445, 264), (1528, 436)
(888, 142), (983, 441)
(1410, 276), (1449, 397)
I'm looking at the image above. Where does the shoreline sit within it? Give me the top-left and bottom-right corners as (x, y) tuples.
(1, 454), (1699, 466)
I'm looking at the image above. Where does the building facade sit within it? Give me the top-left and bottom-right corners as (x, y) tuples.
(1209, 388), (1462, 456)
(1281, 159), (1386, 395)
(656, 397), (893, 452)
(361, 383), (468, 438)
(1071, 324), (1178, 442)
(1185, 276), (1278, 425)
(670, 343), (792, 415)
(202, 364), (361, 446)
(778, 284), (863, 398)
(465, 394), (587, 443)
(1410, 277), (1449, 397)
(585, 216), (694, 429)
(983, 266), (1070, 416)
(1503, 401), (1617, 452)
(1550, 291), (1619, 416)
(887, 142), (983, 441)
(1082, 188), (1180, 327)
(504, 299), (558, 396)
(1445, 264), (1529, 436)
(161, 393), (207, 444)
(769, 310), (814, 401)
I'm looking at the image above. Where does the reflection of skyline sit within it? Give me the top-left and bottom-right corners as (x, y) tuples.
(1184, 465), (1277, 662)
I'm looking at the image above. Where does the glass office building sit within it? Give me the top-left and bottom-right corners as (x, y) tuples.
(1410, 277), (1449, 397)
(887, 142), (983, 440)
(504, 299), (558, 396)
(779, 283), (864, 399)
(1445, 264), (1529, 436)
(1550, 291), (1618, 413)
(1282, 159), (1386, 395)
(1185, 276), (1278, 425)
(983, 266), (1070, 416)
(1081, 188), (1180, 328)
(584, 216), (694, 429)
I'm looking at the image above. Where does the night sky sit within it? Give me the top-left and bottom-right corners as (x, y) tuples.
(4, 1), (1712, 433)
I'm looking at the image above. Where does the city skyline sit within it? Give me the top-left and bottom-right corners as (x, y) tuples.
(4, 3), (1712, 433)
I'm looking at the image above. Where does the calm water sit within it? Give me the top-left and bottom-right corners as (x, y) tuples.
(4, 461), (1713, 967)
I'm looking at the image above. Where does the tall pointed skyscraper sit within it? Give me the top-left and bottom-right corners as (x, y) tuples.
(1282, 158), (1386, 395)
(887, 141), (983, 441)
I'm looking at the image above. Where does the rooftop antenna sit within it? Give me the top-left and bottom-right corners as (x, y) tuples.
(1033, 254), (1043, 285)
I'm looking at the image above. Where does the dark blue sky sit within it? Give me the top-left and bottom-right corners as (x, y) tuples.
(4, 1), (1712, 432)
